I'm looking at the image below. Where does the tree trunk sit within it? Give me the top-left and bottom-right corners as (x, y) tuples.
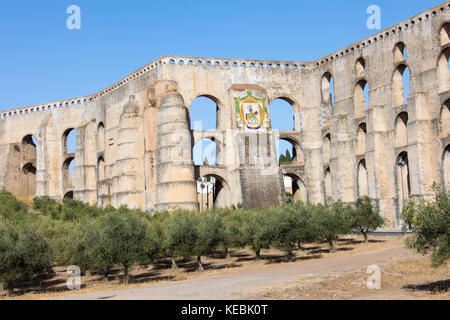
(5, 281), (14, 296)
(197, 256), (204, 272)
(255, 248), (261, 260)
(328, 240), (335, 252)
(364, 233), (369, 243)
(171, 257), (178, 270)
(297, 241), (305, 250)
(123, 265), (129, 285)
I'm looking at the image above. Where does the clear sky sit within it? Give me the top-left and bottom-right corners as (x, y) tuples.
(0, 0), (441, 163)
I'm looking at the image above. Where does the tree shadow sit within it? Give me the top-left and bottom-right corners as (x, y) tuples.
(403, 279), (449, 293)
(309, 247), (354, 255)
(264, 254), (322, 264)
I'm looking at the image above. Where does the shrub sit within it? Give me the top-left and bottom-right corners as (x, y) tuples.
(0, 218), (52, 295)
(100, 207), (160, 284)
(349, 196), (384, 242)
(0, 190), (31, 224)
(163, 210), (197, 269)
(401, 184), (449, 268)
(219, 208), (247, 256)
(271, 206), (299, 258)
(314, 201), (352, 251)
(193, 211), (223, 270)
(241, 209), (276, 259)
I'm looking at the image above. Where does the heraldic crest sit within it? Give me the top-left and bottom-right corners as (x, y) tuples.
(234, 90), (270, 130)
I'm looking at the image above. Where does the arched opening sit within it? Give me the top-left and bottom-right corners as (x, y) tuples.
(437, 48), (450, 93)
(394, 42), (407, 63)
(62, 157), (75, 189)
(441, 100), (450, 137)
(97, 123), (105, 154)
(355, 58), (366, 78)
(63, 128), (77, 154)
(356, 123), (367, 156)
(19, 135), (37, 198)
(322, 134), (331, 165)
(190, 96), (219, 131)
(440, 23), (450, 46)
(278, 138), (304, 165)
(64, 191), (74, 199)
(395, 112), (409, 148)
(322, 72), (335, 108)
(21, 163), (36, 198)
(354, 80), (370, 117)
(396, 152), (411, 214)
(193, 138), (219, 166)
(197, 174), (231, 209)
(284, 174), (308, 203)
(270, 98), (298, 164)
(357, 159), (369, 198)
(97, 157), (105, 182)
(392, 64), (411, 107)
(443, 145), (450, 188)
(324, 167), (332, 202)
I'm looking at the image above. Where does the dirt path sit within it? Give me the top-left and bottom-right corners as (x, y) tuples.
(53, 246), (413, 300)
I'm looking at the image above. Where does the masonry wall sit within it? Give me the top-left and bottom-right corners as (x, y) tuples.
(0, 1), (449, 227)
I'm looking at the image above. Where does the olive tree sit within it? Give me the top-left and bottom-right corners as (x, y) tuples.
(0, 219), (52, 295)
(349, 196), (384, 243)
(402, 184), (449, 268)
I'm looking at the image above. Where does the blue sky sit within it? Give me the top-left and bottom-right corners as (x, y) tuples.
(0, 0), (440, 163)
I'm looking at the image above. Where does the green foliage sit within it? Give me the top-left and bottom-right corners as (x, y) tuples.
(314, 201), (352, 250)
(193, 211), (223, 270)
(163, 210), (197, 268)
(279, 149), (292, 164)
(99, 207), (160, 284)
(0, 218), (52, 294)
(348, 196), (384, 242)
(242, 209), (276, 258)
(401, 184), (449, 268)
(0, 189), (32, 224)
(33, 196), (104, 221)
(219, 208), (248, 255)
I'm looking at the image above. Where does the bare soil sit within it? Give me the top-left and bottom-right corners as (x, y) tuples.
(1, 234), (446, 300)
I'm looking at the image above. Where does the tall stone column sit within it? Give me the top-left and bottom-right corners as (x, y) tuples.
(366, 104), (397, 227)
(74, 121), (97, 205)
(36, 118), (62, 199)
(111, 95), (144, 209)
(155, 88), (198, 211)
(334, 114), (356, 202)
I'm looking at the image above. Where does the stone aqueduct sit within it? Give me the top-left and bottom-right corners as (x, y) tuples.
(1, 2), (450, 228)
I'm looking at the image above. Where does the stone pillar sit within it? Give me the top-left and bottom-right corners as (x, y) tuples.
(111, 95), (144, 209)
(36, 120), (62, 199)
(366, 104), (397, 228)
(155, 89), (198, 211)
(74, 121), (97, 205)
(407, 93), (441, 200)
(334, 114), (356, 202)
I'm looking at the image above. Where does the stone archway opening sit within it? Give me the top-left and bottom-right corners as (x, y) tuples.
(356, 123), (367, 156)
(190, 95), (221, 131)
(197, 174), (231, 210)
(62, 157), (75, 190)
(357, 159), (369, 198)
(396, 151), (411, 215)
(440, 23), (450, 46)
(438, 48), (450, 93)
(393, 64), (410, 107)
(441, 100), (450, 137)
(63, 128), (77, 155)
(443, 145), (450, 189)
(283, 173), (308, 203)
(395, 112), (409, 148)
(354, 80), (370, 117)
(21, 163), (36, 198)
(322, 72), (335, 108)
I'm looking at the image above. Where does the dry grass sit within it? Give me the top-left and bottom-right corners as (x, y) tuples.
(0, 234), (414, 300)
(258, 255), (449, 300)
